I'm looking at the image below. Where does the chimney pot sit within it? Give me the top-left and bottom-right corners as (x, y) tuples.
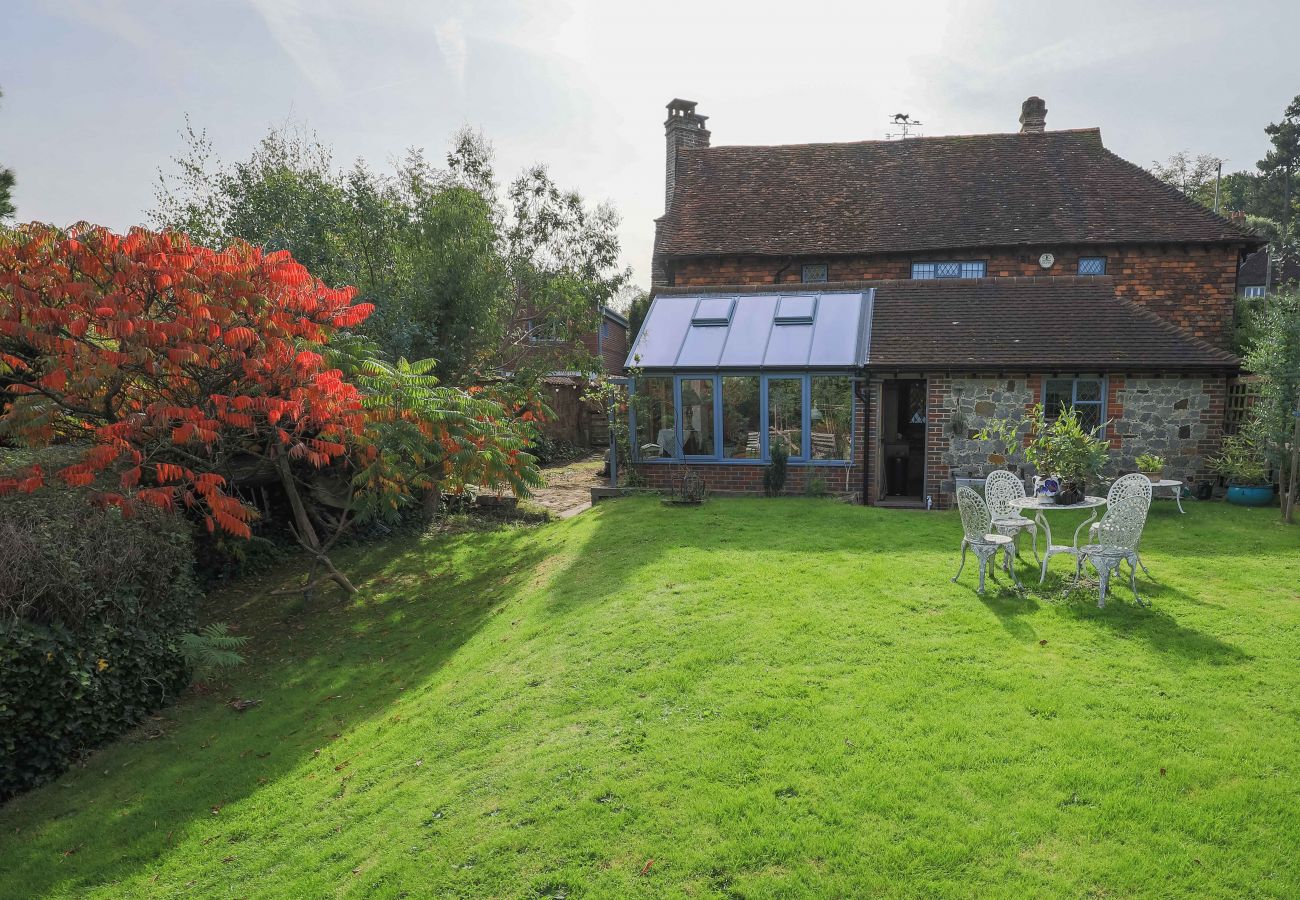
(1019, 96), (1047, 133)
(665, 98), (710, 212)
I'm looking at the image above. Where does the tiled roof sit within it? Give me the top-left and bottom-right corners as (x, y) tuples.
(865, 276), (1238, 371)
(1239, 248), (1300, 287)
(657, 130), (1260, 257)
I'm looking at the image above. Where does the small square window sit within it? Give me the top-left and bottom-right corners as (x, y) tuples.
(934, 262), (962, 278)
(690, 297), (735, 326)
(1242, 285), (1266, 298)
(960, 261), (987, 278)
(801, 264), (828, 283)
(1078, 257), (1106, 276)
(911, 262), (936, 279)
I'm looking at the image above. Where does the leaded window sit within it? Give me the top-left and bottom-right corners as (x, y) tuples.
(912, 261), (986, 279)
(1078, 257), (1107, 276)
(801, 263), (829, 283)
(1044, 377), (1105, 434)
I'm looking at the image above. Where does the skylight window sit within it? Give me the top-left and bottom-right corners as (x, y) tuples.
(690, 297), (735, 326)
(774, 295), (817, 325)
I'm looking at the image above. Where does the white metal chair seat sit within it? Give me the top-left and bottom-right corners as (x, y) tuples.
(1076, 474), (1153, 608)
(1088, 473), (1154, 578)
(952, 486), (1022, 593)
(984, 470), (1040, 565)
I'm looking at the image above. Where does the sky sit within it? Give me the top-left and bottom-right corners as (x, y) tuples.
(1, 0), (1297, 290)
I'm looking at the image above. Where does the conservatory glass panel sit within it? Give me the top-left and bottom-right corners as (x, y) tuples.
(635, 377), (677, 458)
(810, 376), (854, 461)
(722, 377), (762, 459)
(680, 378), (716, 457)
(767, 378), (804, 458)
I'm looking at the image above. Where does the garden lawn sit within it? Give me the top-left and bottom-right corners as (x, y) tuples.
(2, 498), (1299, 898)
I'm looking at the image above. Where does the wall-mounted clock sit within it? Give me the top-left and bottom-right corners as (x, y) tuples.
(1038, 252), (1055, 269)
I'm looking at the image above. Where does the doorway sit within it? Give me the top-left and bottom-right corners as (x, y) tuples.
(879, 379), (927, 503)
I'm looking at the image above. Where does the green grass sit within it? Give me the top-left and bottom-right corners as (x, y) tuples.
(3, 498), (1299, 898)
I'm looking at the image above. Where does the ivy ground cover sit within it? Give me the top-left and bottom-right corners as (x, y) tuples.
(2, 498), (1298, 897)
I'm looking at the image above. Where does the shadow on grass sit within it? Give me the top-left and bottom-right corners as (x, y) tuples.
(0, 521), (550, 896)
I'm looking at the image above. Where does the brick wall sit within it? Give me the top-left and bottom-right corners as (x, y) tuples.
(663, 243), (1244, 349)
(578, 318), (628, 374)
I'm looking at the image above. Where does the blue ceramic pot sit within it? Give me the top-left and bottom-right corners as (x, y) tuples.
(1226, 484), (1274, 507)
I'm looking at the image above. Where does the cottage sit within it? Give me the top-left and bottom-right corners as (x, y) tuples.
(627, 98), (1262, 506)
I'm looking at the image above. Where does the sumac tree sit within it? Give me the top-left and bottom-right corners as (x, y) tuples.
(0, 224), (540, 594)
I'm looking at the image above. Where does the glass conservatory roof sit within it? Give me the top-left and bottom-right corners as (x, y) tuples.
(627, 289), (873, 371)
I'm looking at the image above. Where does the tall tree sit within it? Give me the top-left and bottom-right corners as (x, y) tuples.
(1259, 94), (1300, 266)
(1150, 151), (1224, 209)
(0, 88), (15, 221)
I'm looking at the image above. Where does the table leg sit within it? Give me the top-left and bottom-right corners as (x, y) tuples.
(1174, 487), (1185, 514)
(1072, 508), (1098, 549)
(1036, 510), (1052, 585)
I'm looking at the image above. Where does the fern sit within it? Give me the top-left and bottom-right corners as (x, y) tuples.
(180, 623), (248, 676)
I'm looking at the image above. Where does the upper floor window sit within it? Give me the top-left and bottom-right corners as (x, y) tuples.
(912, 261), (986, 279)
(1242, 285), (1266, 299)
(801, 263), (829, 283)
(1044, 377), (1105, 434)
(1078, 257), (1107, 276)
(600, 321), (610, 339)
(527, 317), (566, 344)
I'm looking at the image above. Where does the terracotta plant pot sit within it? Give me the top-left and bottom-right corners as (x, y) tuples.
(1141, 471), (1162, 483)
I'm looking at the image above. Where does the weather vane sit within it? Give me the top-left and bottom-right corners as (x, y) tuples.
(886, 113), (923, 140)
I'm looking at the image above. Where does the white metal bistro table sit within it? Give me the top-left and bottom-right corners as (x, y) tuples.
(1149, 478), (1186, 513)
(1008, 495), (1108, 584)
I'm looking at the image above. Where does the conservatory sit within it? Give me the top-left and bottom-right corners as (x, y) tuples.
(625, 289), (872, 493)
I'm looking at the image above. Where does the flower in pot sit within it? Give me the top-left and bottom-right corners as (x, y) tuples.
(1210, 433), (1274, 507)
(1134, 453), (1165, 483)
(1022, 404), (1110, 504)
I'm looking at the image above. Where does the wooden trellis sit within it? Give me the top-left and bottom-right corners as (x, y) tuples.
(1225, 376), (1260, 435)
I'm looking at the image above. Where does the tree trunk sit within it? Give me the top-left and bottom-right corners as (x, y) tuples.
(1285, 393), (1300, 524)
(273, 448), (357, 595)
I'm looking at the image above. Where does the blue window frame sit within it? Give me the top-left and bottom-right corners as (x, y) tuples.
(1044, 377), (1106, 434)
(912, 260), (986, 279)
(630, 373), (855, 465)
(1078, 256), (1107, 276)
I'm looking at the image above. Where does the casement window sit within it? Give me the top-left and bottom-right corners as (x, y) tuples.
(1044, 377), (1105, 434)
(633, 374), (854, 464)
(912, 260), (986, 279)
(801, 263), (829, 283)
(1077, 257), (1107, 276)
(1242, 285), (1266, 298)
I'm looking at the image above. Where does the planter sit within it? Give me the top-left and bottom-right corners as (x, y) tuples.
(1055, 482), (1084, 505)
(1226, 484), (1274, 507)
(1141, 471), (1163, 483)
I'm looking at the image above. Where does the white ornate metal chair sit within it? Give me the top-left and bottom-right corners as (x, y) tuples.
(1089, 473), (1153, 577)
(952, 486), (1021, 593)
(1076, 478), (1152, 607)
(984, 469), (1040, 567)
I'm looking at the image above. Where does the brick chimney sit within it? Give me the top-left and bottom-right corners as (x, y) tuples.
(665, 99), (710, 211)
(1019, 96), (1047, 133)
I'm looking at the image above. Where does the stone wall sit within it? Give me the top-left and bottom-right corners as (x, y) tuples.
(922, 373), (1227, 505)
(659, 242), (1246, 349)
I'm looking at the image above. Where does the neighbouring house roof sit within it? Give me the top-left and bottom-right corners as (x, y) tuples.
(866, 276), (1238, 371)
(601, 306), (630, 328)
(628, 289), (872, 371)
(641, 279), (1238, 372)
(1239, 247), (1300, 287)
(656, 130), (1260, 258)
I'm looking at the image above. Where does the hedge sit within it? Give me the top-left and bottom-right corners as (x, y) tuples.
(0, 487), (199, 801)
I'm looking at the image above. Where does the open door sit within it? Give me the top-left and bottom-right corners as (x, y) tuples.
(878, 379), (927, 506)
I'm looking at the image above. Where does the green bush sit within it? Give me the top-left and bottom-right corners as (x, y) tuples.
(764, 436), (790, 496)
(0, 489), (199, 801)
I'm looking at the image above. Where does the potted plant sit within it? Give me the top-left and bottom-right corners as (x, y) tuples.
(1210, 433), (1274, 507)
(1022, 404), (1110, 504)
(1135, 453), (1165, 483)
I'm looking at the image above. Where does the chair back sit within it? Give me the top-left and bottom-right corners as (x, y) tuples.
(1097, 474), (1152, 552)
(984, 469), (1027, 519)
(956, 486), (993, 542)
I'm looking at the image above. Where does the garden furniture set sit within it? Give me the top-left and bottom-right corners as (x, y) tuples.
(953, 471), (1155, 607)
